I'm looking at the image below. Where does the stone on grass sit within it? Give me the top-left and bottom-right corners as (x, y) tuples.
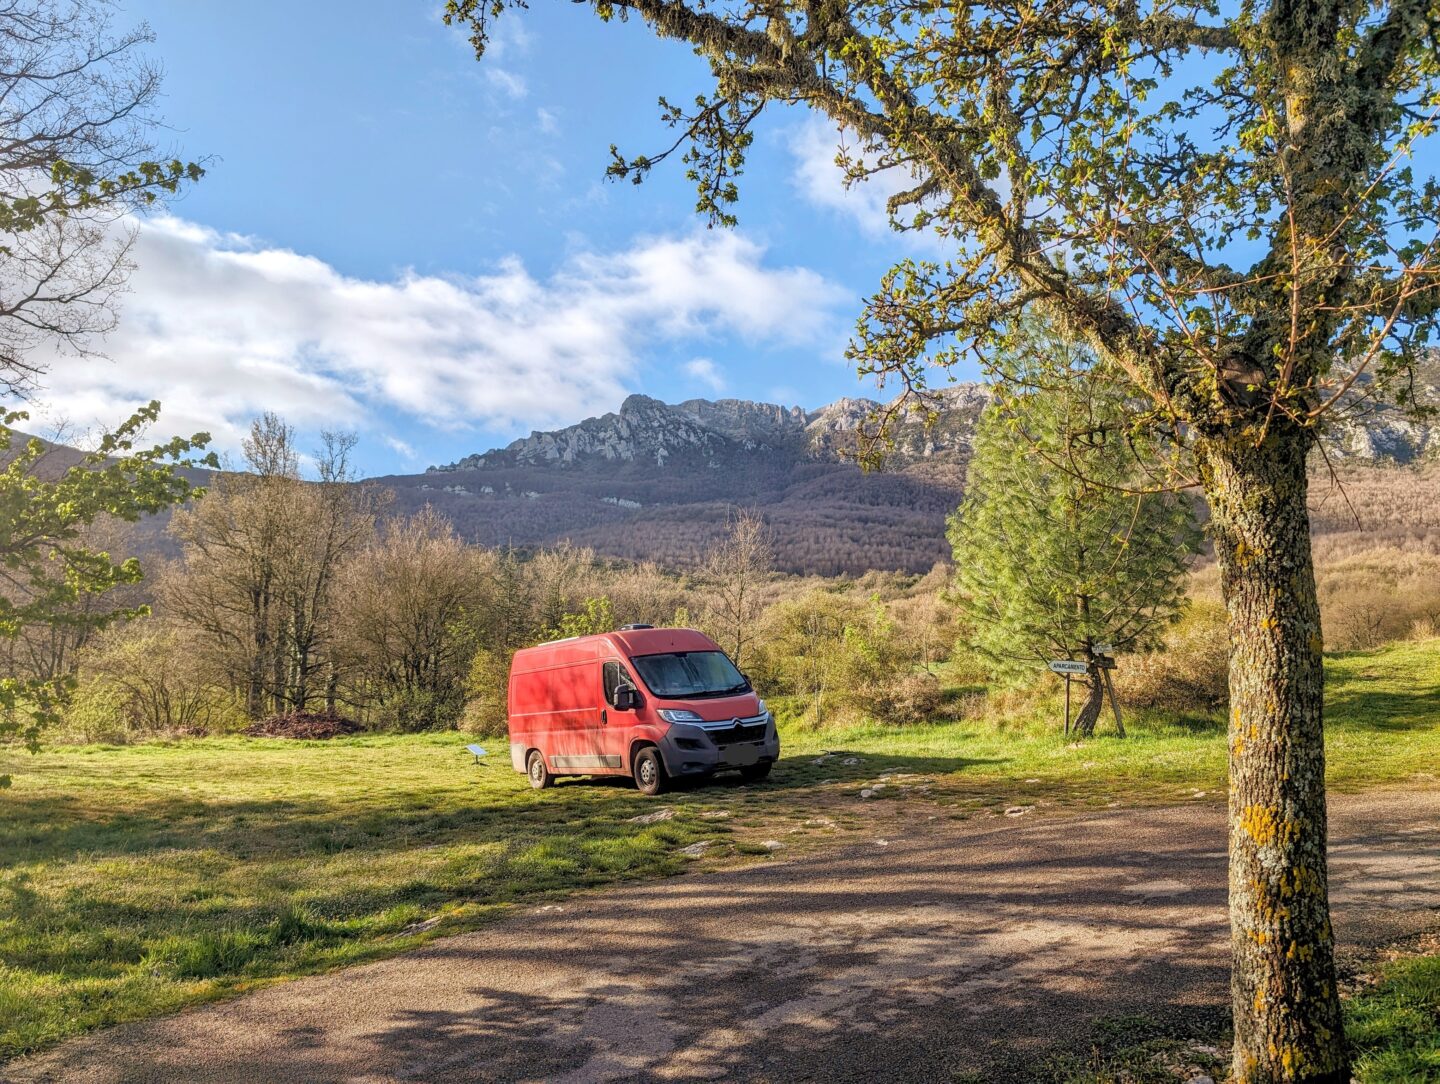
(630, 808), (676, 825)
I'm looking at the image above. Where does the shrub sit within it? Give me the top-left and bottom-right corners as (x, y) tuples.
(1314, 548), (1440, 651)
(63, 621), (245, 741)
(460, 648), (511, 735)
(364, 687), (464, 733)
(875, 671), (944, 725)
(1114, 601), (1230, 712)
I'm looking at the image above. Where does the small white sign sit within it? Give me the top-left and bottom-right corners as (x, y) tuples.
(1092, 642), (1114, 654)
(1048, 659), (1090, 675)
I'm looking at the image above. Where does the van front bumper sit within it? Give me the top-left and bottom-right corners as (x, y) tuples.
(657, 714), (780, 777)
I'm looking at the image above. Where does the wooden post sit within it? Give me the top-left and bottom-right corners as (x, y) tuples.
(1063, 674), (1071, 737)
(1101, 664), (1125, 738)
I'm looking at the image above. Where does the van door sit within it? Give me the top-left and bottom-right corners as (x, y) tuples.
(595, 659), (638, 770)
(536, 659), (612, 775)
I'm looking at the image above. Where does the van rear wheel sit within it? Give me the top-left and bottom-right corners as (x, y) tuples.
(526, 750), (553, 790)
(633, 746), (667, 796)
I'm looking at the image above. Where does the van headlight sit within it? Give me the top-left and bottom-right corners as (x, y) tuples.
(757, 699), (768, 716)
(657, 708), (705, 724)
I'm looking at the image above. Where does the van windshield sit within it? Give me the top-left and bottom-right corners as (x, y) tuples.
(630, 651), (749, 699)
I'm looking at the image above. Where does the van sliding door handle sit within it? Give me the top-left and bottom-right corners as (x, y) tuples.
(601, 710), (608, 724)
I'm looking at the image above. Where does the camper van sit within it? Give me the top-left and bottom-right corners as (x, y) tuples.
(506, 626), (778, 795)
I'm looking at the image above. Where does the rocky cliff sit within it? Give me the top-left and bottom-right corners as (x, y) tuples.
(431, 384), (992, 474)
(385, 379), (1436, 575)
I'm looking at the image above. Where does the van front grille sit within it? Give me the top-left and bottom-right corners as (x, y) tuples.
(704, 720), (768, 746)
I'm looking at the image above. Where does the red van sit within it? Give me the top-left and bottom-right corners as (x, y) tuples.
(506, 626), (778, 795)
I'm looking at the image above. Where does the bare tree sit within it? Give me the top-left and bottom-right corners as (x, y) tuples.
(0, 0), (201, 394)
(336, 506), (485, 730)
(702, 509), (773, 668)
(165, 415), (380, 718)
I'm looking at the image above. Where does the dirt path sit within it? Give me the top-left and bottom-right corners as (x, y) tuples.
(6, 790), (1439, 1084)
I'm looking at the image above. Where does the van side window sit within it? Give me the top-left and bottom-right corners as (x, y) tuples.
(603, 660), (634, 703)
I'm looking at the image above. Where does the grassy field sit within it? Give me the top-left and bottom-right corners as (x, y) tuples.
(0, 639), (1436, 1060)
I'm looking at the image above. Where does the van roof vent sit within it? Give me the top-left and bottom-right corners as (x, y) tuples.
(618, 623), (655, 631)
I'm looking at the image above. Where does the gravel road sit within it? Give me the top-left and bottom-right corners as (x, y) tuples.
(6, 790), (1439, 1084)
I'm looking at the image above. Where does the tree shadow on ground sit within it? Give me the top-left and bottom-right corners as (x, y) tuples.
(1325, 682), (1440, 732)
(551, 750), (1011, 796)
(19, 818), (1246, 1084)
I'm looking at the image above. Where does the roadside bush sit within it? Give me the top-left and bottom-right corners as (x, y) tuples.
(243, 712), (362, 739)
(752, 589), (933, 727)
(1114, 601), (1230, 711)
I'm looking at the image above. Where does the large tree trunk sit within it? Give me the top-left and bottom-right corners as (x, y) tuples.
(1200, 431), (1347, 1084)
(1071, 673), (1106, 736)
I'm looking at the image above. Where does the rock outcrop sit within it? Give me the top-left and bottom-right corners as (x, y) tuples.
(430, 385), (992, 474)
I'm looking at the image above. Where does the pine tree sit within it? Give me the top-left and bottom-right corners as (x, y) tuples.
(950, 355), (1201, 736)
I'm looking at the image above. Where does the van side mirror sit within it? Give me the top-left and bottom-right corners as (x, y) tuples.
(612, 683), (639, 711)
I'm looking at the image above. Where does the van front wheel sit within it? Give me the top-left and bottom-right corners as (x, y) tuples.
(633, 747), (667, 796)
(740, 762), (772, 783)
(526, 750), (553, 790)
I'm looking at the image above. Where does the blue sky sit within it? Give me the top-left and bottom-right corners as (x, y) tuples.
(33, 0), (955, 475)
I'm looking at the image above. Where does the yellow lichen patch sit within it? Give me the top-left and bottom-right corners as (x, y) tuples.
(1275, 863), (1322, 899)
(1249, 881), (1292, 926)
(1280, 1043), (1304, 1074)
(1240, 804), (1280, 847)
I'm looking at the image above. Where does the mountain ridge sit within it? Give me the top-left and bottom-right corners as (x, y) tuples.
(372, 379), (1439, 574)
(428, 383), (992, 475)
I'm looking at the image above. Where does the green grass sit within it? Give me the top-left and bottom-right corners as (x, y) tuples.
(1349, 952), (1440, 1082)
(0, 639), (1436, 1060)
(1050, 949), (1440, 1083)
(779, 638), (1440, 805)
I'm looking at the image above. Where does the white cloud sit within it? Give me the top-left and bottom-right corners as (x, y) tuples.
(27, 216), (849, 457)
(788, 118), (920, 238)
(384, 435), (417, 460)
(536, 107), (559, 134)
(684, 357), (726, 393)
(484, 67), (527, 99)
